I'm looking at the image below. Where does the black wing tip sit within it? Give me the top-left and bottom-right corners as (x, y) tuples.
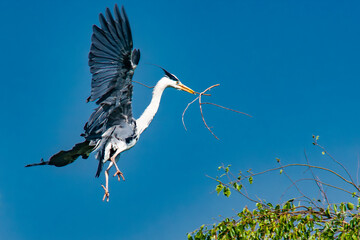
(114, 4), (120, 11)
(105, 8), (113, 20)
(92, 25), (104, 36)
(99, 5), (126, 25)
(98, 12), (104, 20)
(113, 4), (126, 17)
(120, 5), (125, 12)
(99, 13), (108, 28)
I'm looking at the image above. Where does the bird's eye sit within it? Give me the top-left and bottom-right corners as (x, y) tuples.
(176, 81), (180, 85)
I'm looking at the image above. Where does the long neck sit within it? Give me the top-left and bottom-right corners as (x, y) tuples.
(136, 78), (169, 135)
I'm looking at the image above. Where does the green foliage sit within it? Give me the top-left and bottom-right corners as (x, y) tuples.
(189, 202), (360, 239)
(188, 138), (360, 239)
(216, 183), (232, 197)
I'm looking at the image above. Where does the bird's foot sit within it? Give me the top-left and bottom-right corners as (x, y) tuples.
(101, 185), (109, 202)
(113, 170), (125, 181)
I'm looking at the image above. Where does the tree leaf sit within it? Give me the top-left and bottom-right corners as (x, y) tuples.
(216, 184), (224, 195)
(223, 187), (231, 197)
(347, 202), (354, 211)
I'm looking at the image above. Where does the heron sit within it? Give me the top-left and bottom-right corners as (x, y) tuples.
(26, 4), (195, 201)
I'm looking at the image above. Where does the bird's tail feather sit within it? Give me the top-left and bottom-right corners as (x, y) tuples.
(94, 138), (111, 178)
(95, 159), (103, 178)
(94, 139), (121, 178)
(25, 140), (94, 168)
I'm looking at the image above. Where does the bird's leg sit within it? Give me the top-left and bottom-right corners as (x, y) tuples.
(111, 156), (125, 181)
(101, 161), (113, 202)
(110, 152), (125, 181)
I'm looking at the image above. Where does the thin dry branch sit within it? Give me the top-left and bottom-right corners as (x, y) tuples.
(182, 84), (252, 140)
(201, 102), (253, 117)
(198, 85), (221, 139)
(132, 80), (154, 89)
(195, 92), (211, 96)
(313, 137), (359, 191)
(281, 178), (359, 198)
(357, 154), (360, 187)
(206, 174), (261, 205)
(279, 162), (318, 207)
(182, 96), (199, 131)
(304, 149), (330, 205)
(245, 163), (355, 188)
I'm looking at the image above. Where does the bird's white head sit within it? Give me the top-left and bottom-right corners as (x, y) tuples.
(161, 67), (195, 94)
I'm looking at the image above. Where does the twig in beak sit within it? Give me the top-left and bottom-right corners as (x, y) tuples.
(133, 80), (154, 89)
(182, 84), (252, 140)
(195, 92), (211, 96)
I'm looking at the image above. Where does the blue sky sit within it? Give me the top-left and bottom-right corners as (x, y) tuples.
(1, 0), (360, 239)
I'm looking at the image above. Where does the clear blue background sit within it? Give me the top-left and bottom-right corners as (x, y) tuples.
(1, 0), (360, 239)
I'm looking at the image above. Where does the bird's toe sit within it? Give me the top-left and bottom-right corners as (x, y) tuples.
(113, 170), (125, 181)
(101, 185), (110, 202)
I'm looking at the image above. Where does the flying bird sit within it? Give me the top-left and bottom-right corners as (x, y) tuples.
(26, 4), (195, 201)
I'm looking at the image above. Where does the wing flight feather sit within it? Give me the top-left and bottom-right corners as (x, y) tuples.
(84, 5), (140, 140)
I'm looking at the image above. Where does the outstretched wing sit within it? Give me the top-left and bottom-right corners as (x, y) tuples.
(25, 5), (140, 170)
(84, 5), (140, 139)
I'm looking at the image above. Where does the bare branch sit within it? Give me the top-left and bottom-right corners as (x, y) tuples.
(201, 102), (253, 118)
(279, 162), (318, 207)
(304, 149), (329, 205)
(357, 154), (359, 187)
(245, 163), (357, 191)
(198, 85), (220, 140)
(182, 84), (252, 140)
(282, 178), (359, 198)
(206, 174), (262, 205)
(182, 96), (199, 131)
(314, 138), (359, 191)
(132, 80), (154, 89)
(195, 92), (211, 96)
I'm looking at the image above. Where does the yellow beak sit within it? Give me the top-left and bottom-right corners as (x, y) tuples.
(178, 83), (195, 94)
